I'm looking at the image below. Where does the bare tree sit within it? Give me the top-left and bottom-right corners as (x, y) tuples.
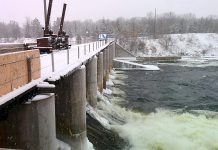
(158, 35), (176, 51)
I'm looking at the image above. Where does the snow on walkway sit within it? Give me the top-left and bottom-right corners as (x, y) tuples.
(40, 41), (108, 81)
(0, 41), (108, 105)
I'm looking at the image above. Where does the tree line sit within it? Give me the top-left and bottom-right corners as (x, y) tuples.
(1, 12), (218, 42)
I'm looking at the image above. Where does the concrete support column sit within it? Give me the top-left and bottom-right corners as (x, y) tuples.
(106, 48), (110, 79)
(0, 94), (56, 150)
(113, 42), (116, 58)
(55, 65), (87, 150)
(86, 56), (97, 108)
(109, 44), (114, 72)
(97, 52), (104, 93)
(18, 94), (56, 150)
(103, 48), (108, 89)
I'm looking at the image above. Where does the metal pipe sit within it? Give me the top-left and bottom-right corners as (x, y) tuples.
(44, 0), (53, 36)
(43, 0), (47, 27)
(58, 3), (67, 36)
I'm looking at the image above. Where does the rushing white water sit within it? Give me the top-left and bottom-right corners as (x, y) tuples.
(112, 108), (218, 150)
(56, 138), (95, 150)
(97, 96), (218, 150)
(92, 68), (218, 150)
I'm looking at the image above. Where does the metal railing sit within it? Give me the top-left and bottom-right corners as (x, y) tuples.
(0, 40), (108, 97)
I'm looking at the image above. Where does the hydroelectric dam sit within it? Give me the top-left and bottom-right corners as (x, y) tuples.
(0, 40), (155, 149)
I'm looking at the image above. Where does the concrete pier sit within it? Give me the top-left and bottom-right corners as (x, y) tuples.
(106, 48), (110, 78)
(19, 94), (56, 150)
(109, 44), (114, 72)
(0, 41), (120, 149)
(113, 42), (116, 59)
(0, 94), (56, 150)
(86, 56), (98, 108)
(97, 52), (104, 93)
(103, 49), (108, 89)
(55, 65), (87, 150)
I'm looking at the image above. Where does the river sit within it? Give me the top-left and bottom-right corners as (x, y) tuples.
(88, 58), (218, 150)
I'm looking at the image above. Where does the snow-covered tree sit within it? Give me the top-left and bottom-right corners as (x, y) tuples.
(31, 18), (43, 38)
(8, 20), (21, 39)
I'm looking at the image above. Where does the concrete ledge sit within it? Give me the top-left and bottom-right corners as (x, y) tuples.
(0, 49), (41, 96)
(136, 56), (181, 62)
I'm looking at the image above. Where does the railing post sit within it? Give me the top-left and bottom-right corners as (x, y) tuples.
(51, 51), (55, 72)
(96, 41), (97, 49)
(84, 45), (86, 55)
(78, 46), (80, 59)
(89, 44), (90, 53)
(27, 57), (32, 82)
(67, 49), (70, 64)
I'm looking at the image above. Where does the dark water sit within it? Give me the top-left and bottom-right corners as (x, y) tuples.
(116, 64), (218, 113)
(89, 61), (218, 150)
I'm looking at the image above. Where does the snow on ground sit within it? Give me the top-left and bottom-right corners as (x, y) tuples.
(0, 38), (36, 44)
(138, 33), (218, 57)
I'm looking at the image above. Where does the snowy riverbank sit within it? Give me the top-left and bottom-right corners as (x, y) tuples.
(133, 33), (218, 57)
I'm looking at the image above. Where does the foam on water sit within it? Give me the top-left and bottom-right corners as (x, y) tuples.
(112, 87), (126, 96)
(57, 137), (94, 150)
(96, 87), (218, 150)
(111, 107), (218, 150)
(93, 67), (218, 150)
(98, 98), (218, 150)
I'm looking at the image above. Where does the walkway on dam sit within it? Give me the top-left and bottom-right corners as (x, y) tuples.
(0, 40), (161, 149)
(0, 40), (108, 105)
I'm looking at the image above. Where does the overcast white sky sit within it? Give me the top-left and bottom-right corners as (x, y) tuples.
(0, 0), (218, 25)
